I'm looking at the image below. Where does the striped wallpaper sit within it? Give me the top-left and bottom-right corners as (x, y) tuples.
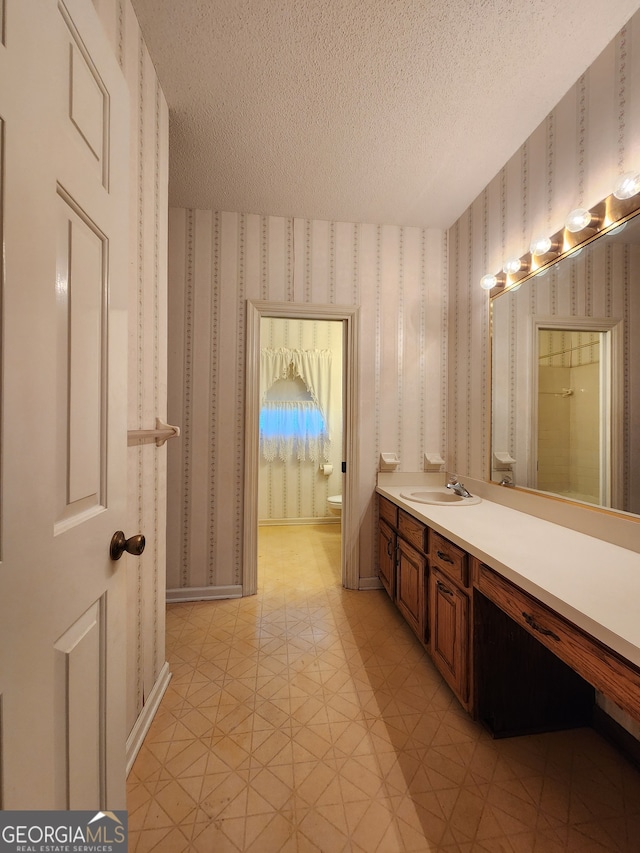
(94, 0), (170, 743)
(166, 212), (447, 591)
(447, 14), (640, 488)
(167, 10), (640, 594)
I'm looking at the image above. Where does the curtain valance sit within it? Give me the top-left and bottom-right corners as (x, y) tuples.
(260, 348), (332, 427)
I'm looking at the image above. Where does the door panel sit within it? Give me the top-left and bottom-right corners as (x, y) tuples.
(56, 191), (107, 526)
(430, 568), (469, 703)
(54, 598), (105, 809)
(61, 0), (109, 187)
(0, 0), (129, 808)
(396, 538), (425, 641)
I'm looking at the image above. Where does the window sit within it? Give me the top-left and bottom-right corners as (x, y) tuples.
(260, 349), (331, 462)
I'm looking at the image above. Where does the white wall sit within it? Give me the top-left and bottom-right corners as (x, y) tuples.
(93, 0), (169, 740)
(167, 211), (446, 591)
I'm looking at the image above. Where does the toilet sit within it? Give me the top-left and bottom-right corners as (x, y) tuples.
(327, 495), (342, 516)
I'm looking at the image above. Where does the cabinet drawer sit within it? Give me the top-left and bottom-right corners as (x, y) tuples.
(398, 510), (427, 552)
(476, 563), (640, 725)
(430, 531), (468, 587)
(379, 496), (398, 528)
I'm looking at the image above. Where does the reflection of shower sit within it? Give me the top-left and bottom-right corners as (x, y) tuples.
(536, 328), (607, 507)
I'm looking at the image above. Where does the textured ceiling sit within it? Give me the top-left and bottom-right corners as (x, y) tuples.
(131, 0), (640, 228)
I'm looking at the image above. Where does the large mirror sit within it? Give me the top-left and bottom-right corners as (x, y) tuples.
(490, 208), (640, 517)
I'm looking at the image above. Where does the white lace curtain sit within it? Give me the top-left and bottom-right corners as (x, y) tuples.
(260, 348), (332, 462)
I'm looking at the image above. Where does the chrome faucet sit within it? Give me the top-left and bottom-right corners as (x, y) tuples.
(446, 476), (472, 498)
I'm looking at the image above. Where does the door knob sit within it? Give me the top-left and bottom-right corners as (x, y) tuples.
(110, 531), (146, 561)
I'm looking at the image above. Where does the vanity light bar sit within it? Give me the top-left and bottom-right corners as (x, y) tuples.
(529, 235), (553, 256)
(613, 170), (640, 200)
(480, 175), (640, 295)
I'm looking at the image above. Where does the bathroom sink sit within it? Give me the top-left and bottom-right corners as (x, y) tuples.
(400, 489), (481, 506)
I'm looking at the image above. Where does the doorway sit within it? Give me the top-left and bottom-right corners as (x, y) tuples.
(244, 301), (360, 595)
(532, 318), (623, 509)
(258, 317), (343, 527)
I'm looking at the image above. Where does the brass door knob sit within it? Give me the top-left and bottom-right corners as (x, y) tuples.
(110, 531), (146, 561)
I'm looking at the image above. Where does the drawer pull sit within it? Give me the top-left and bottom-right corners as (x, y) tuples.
(436, 550), (454, 564)
(436, 580), (454, 596)
(522, 611), (560, 642)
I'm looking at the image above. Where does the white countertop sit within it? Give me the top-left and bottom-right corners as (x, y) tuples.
(377, 485), (640, 668)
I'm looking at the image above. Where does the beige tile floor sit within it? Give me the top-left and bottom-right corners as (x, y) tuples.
(127, 524), (640, 852)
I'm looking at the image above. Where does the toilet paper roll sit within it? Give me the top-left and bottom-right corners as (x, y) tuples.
(321, 464), (333, 476)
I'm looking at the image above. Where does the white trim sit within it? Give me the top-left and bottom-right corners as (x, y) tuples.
(359, 577), (383, 591)
(125, 661), (171, 776)
(244, 300), (360, 594)
(166, 585), (243, 603)
(259, 517), (340, 527)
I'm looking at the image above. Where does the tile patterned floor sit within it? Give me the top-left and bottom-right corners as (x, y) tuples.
(128, 524), (640, 852)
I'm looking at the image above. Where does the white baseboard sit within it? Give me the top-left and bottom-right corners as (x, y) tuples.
(166, 584), (243, 603)
(259, 517), (340, 526)
(126, 661), (171, 776)
(359, 577), (383, 590)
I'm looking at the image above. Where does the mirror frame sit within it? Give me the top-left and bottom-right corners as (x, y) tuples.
(487, 188), (640, 521)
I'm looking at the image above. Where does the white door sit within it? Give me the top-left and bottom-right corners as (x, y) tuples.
(0, 0), (130, 808)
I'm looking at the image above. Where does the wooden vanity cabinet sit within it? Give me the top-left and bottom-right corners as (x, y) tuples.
(430, 568), (469, 704)
(377, 499), (428, 643)
(377, 493), (640, 758)
(378, 497), (399, 601)
(396, 537), (427, 643)
(475, 561), (640, 727)
(396, 510), (429, 641)
(378, 519), (396, 600)
(429, 532), (471, 708)
(379, 495), (398, 528)
(377, 498), (472, 709)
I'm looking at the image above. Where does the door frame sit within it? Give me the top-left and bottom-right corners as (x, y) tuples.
(530, 316), (623, 508)
(243, 300), (360, 594)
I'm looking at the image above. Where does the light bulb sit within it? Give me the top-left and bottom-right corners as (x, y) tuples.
(502, 257), (522, 275)
(530, 236), (552, 256)
(613, 170), (640, 200)
(608, 222), (627, 235)
(565, 208), (592, 233)
(480, 274), (497, 291)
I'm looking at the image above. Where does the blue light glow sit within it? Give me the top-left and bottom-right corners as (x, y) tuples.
(260, 406), (326, 440)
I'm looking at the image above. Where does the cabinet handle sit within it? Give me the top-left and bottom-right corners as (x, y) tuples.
(386, 539), (393, 558)
(522, 611), (560, 642)
(436, 580), (454, 597)
(436, 550), (454, 564)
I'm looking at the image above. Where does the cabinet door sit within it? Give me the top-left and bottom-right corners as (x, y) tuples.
(396, 539), (427, 642)
(430, 568), (469, 704)
(378, 519), (396, 600)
